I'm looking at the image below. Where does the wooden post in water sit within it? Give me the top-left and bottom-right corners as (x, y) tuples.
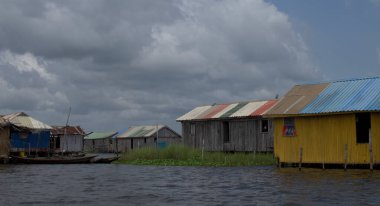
(322, 161), (325, 170)
(299, 147), (303, 171)
(201, 138), (205, 161)
(344, 144), (348, 170)
(369, 128), (373, 171)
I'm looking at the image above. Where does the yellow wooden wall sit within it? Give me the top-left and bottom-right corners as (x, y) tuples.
(274, 113), (380, 164)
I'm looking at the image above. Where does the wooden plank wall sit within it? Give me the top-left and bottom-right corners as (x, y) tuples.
(60, 135), (83, 152)
(274, 112), (380, 164)
(83, 138), (115, 153)
(181, 118), (273, 152)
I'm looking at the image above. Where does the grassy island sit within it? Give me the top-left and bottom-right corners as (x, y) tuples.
(115, 145), (276, 166)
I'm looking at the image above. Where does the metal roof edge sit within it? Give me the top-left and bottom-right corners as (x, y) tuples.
(264, 110), (380, 118)
(294, 75), (380, 86)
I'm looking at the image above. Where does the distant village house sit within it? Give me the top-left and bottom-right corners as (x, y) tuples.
(177, 100), (277, 152)
(83, 131), (118, 153)
(2, 112), (52, 156)
(51, 126), (86, 153)
(116, 125), (181, 152)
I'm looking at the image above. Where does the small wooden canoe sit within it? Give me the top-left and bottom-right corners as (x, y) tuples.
(10, 155), (97, 164)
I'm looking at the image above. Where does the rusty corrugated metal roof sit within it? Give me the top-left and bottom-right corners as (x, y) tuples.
(2, 112), (52, 130)
(51, 126), (86, 135)
(176, 99), (278, 121)
(265, 83), (329, 116)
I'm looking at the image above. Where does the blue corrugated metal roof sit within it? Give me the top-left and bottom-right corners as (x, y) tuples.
(301, 77), (380, 114)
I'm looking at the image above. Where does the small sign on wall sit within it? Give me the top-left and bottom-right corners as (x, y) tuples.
(283, 117), (296, 137)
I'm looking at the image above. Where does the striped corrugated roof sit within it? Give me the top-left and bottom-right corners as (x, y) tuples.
(2, 112), (52, 130)
(84, 131), (117, 140)
(117, 125), (166, 138)
(266, 76), (380, 116)
(176, 100), (277, 121)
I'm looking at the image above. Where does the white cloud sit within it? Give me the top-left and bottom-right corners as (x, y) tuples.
(0, 50), (55, 81)
(139, 0), (319, 89)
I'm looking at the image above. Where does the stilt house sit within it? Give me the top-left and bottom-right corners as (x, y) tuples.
(116, 125), (181, 152)
(83, 131), (118, 153)
(265, 77), (380, 167)
(51, 126), (86, 153)
(2, 112), (52, 156)
(177, 100), (277, 152)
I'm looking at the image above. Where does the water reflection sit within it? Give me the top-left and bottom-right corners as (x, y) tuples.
(0, 165), (379, 205)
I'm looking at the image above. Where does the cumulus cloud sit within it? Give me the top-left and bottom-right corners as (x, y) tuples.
(0, 0), (320, 131)
(0, 50), (55, 81)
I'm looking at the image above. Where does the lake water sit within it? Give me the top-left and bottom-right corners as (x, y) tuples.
(1, 164), (380, 205)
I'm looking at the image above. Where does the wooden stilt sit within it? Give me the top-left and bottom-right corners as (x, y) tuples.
(344, 144), (348, 170)
(299, 147), (303, 171)
(202, 139), (205, 161)
(369, 129), (373, 171)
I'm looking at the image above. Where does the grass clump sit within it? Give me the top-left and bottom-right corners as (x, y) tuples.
(115, 144), (275, 167)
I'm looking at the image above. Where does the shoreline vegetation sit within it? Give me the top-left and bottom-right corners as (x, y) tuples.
(115, 145), (276, 166)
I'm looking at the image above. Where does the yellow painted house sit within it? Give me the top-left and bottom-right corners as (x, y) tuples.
(265, 77), (380, 167)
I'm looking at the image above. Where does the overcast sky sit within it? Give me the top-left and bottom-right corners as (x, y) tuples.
(0, 0), (379, 132)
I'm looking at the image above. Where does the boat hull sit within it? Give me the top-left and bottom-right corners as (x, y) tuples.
(10, 155), (97, 164)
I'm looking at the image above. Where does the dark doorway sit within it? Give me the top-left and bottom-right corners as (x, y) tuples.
(131, 138), (134, 149)
(356, 113), (371, 143)
(223, 121), (230, 143)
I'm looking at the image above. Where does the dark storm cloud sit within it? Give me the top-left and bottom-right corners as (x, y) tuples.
(0, 0), (321, 131)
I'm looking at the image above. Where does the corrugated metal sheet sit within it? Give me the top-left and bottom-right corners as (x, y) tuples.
(301, 77), (380, 114)
(220, 102), (249, 118)
(117, 125), (166, 138)
(230, 101), (267, 117)
(176, 106), (212, 121)
(177, 99), (278, 121)
(265, 83), (329, 115)
(202, 104), (229, 119)
(251, 100), (278, 116)
(211, 103), (238, 118)
(2, 112), (52, 130)
(84, 131), (117, 140)
(51, 126), (86, 135)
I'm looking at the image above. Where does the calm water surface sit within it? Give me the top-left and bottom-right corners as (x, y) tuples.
(1, 164), (380, 205)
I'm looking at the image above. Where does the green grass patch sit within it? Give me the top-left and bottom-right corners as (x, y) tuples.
(115, 145), (276, 166)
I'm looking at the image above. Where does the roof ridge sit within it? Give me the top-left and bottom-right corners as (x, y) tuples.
(129, 124), (165, 128)
(212, 99), (277, 106)
(296, 75), (380, 86)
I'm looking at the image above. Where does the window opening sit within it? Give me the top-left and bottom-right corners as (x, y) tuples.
(261, 119), (269, 133)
